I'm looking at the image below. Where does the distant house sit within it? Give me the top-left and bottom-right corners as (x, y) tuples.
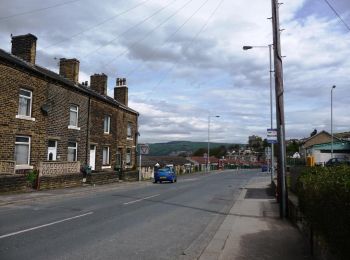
(300, 130), (350, 164)
(137, 156), (192, 179)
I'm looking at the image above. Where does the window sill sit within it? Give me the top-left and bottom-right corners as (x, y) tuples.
(68, 125), (81, 130)
(101, 166), (111, 169)
(16, 115), (35, 121)
(104, 132), (110, 135)
(15, 165), (34, 170)
(127, 137), (133, 141)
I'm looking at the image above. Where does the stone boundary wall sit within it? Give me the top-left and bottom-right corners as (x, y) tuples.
(39, 161), (81, 176)
(38, 173), (83, 190)
(0, 174), (28, 193)
(86, 171), (119, 185)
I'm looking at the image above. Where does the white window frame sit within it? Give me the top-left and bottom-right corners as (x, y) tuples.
(15, 136), (33, 169)
(104, 115), (111, 134)
(102, 146), (111, 169)
(67, 142), (78, 162)
(127, 123), (132, 140)
(68, 105), (80, 130)
(16, 88), (35, 121)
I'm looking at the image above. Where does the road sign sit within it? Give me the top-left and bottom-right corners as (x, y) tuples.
(203, 153), (207, 158)
(267, 128), (278, 144)
(139, 144), (149, 155)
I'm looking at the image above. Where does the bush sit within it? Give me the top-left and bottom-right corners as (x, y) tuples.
(297, 166), (350, 259)
(26, 170), (38, 188)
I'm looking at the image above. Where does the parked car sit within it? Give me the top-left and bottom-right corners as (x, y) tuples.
(325, 158), (350, 167)
(261, 165), (268, 172)
(154, 167), (177, 183)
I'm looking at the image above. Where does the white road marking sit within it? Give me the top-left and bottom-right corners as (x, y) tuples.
(0, 211), (93, 239)
(123, 194), (160, 205)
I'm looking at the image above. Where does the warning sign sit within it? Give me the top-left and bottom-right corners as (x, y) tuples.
(139, 144), (149, 155)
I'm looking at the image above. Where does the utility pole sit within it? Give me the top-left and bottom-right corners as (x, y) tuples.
(271, 0), (287, 218)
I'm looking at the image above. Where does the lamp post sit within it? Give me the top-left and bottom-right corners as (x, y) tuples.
(331, 85), (336, 158)
(243, 44), (274, 182)
(208, 115), (220, 172)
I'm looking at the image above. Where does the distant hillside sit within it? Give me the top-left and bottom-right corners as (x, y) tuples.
(147, 141), (240, 156)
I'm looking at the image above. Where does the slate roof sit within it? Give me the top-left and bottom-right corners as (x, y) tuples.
(0, 48), (138, 115)
(138, 156), (192, 167)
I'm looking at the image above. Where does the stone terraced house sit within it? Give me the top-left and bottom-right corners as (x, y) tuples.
(0, 33), (139, 176)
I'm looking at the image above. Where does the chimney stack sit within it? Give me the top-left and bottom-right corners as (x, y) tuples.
(59, 58), (80, 83)
(90, 73), (107, 96)
(114, 78), (128, 106)
(11, 33), (37, 64)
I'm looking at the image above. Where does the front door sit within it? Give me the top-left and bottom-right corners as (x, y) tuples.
(89, 145), (96, 170)
(47, 140), (57, 161)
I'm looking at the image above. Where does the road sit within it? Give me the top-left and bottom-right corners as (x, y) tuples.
(0, 169), (260, 260)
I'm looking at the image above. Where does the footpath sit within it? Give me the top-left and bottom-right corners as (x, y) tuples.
(199, 176), (311, 260)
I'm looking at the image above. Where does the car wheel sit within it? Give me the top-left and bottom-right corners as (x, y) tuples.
(171, 177), (174, 183)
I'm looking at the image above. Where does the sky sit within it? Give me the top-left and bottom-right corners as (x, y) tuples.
(0, 0), (349, 144)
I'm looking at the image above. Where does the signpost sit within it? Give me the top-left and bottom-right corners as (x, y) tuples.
(138, 144), (149, 181)
(267, 128), (278, 144)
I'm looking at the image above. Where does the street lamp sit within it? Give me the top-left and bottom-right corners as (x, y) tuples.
(243, 44), (275, 182)
(208, 115), (220, 172)
(331, 85), (336, 158)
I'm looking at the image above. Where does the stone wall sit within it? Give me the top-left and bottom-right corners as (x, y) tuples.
(0, 174), (28, 193)
(38, 173), (83, 190)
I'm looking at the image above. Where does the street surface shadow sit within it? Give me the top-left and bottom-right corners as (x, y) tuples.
(236, 220), (312, 260)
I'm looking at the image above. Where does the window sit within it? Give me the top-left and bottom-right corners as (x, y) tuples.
(69, 105), (79, 128)
(104, 115), (110, 134)
(126, 148), (131, 166)
(102, 147), (110, 165)
(17, 89), (34, 120)
(15, 136), (31, 166)
(67, 142), (77, 161)
(116, 149), (122, 167)
(127, 123), (132, 139)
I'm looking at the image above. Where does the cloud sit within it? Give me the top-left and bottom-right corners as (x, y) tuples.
(1, 0), (349, 144)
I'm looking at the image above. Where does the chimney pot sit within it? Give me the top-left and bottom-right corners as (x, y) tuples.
(114, 77), (128, 106)
(90, 73), (107, 95)
(11, 33), (37, 64)
(59, 58), (80, 83)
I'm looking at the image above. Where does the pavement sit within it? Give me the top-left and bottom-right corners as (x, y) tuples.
(199, 176), (312, 260)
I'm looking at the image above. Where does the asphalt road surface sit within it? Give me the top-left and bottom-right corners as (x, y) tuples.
(0, 169), (261, 260)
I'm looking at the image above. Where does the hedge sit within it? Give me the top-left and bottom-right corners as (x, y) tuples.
(297, 166), (350, 259)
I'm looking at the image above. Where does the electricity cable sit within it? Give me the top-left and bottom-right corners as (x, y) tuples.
(323, 0), (350, 31)
(149, 0), (225, 93)
(102, 0), (206, 69)
(0, 0), (81, 20)
(122, 0), (210, 77)
(81, 0), (177, 59)
(40, 0), (152, 50)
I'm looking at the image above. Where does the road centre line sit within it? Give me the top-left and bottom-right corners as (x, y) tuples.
(0, 211), (93, 239)
(123, 194), (160, 205)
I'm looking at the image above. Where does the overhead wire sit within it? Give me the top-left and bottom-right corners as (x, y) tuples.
(122, 0), (211, 77)
(0, 0), (81, 20)
(148, 0), (225, 94)
(81, 0), (178, 60)
(323, 0), (350, 31)
(102, 0), (209, 69)
(40, 0), (152, 50)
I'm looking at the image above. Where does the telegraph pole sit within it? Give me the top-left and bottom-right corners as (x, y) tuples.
(271, 0), (287, 218)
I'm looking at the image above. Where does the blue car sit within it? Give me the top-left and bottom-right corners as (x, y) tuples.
(154, 167), (177, 183)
